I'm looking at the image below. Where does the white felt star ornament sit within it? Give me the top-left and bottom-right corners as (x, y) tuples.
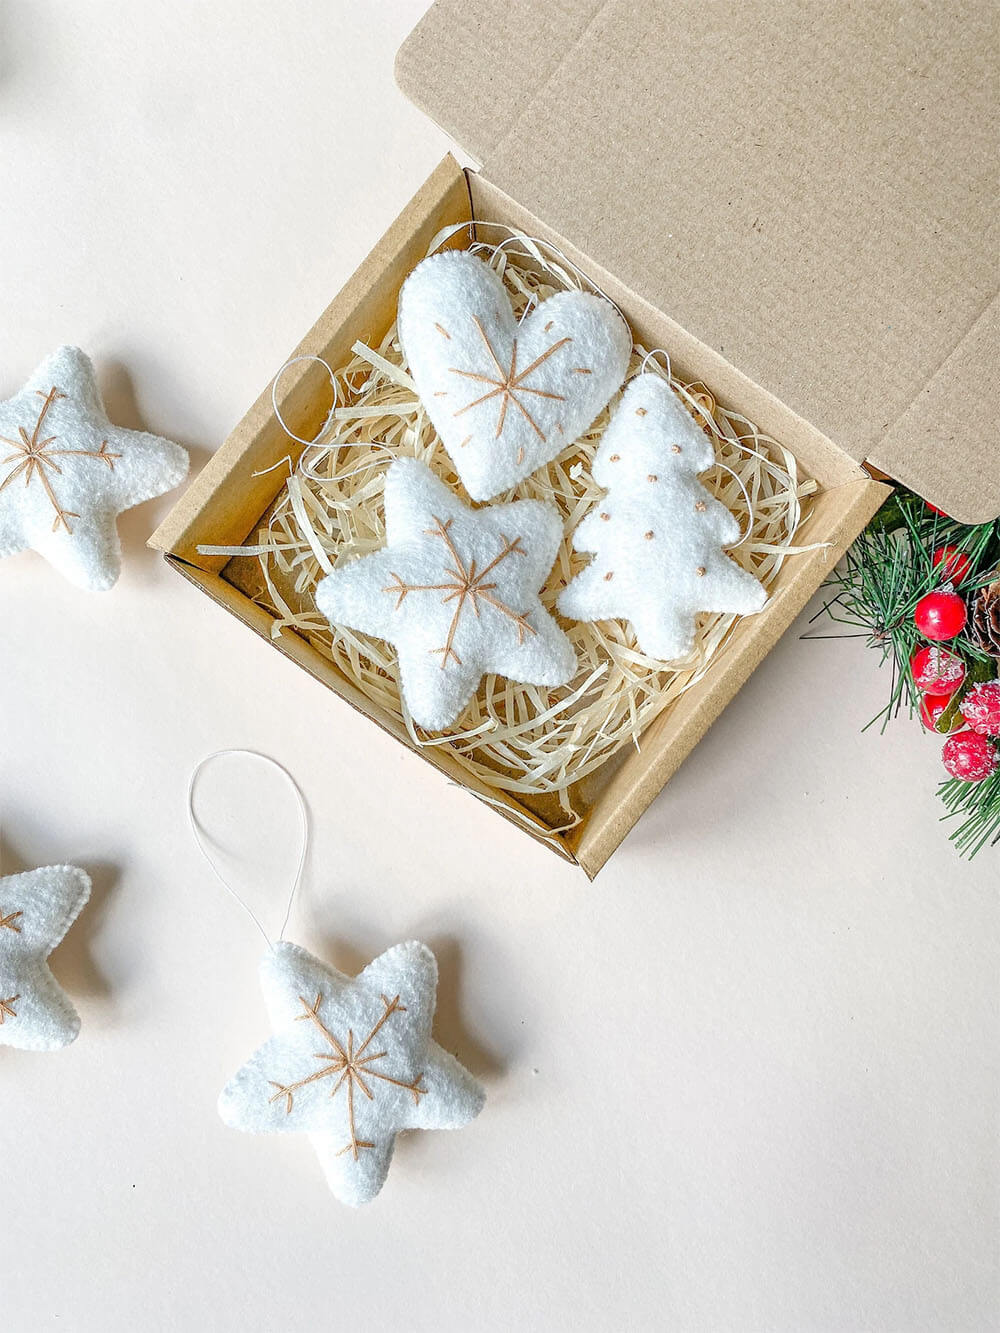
(558, 374), (767, 659)
(0, 346), (188, 589)
(0, 865), (91, 1051)
(315, 458), (576, 729)
(399, 250), (631, 499)
(219, 940), (485, 1206)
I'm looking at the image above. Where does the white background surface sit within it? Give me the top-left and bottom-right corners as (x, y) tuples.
(0, 4), (996, 1330)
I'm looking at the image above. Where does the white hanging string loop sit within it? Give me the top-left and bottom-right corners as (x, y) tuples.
(298, 438), (397, 483)
(270, 354), (340, 448)
(187, 749), (309, 950)
(198, 353), (393, 560)
(638, 347), (672, 378)
(713, 461), (754, 547)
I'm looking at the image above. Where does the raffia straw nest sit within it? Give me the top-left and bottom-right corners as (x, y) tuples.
(238, 226), (816, 824)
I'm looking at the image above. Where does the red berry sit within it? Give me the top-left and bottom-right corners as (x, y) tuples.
(919, 693), (962, 732)
(925, 501), (950, 517)
(932, 545), (972, 584)
(959, 680), (1000, 736)
(910, 645), (966, 693)
(914, 589), (967, 640)
(942, 730), (999, 782)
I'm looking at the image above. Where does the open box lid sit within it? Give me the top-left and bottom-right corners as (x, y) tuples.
(396, 0), (999, 523)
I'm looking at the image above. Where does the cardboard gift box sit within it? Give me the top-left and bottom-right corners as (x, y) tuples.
(151, 0), (998, 876)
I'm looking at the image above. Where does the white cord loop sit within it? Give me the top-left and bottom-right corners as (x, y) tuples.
(270, 354), (339, 448)
(187, 749), (309, 950)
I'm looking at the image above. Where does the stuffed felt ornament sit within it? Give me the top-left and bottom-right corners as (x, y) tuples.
(219, 939), (485, 1207)
(398, 250), (631, 500)
(0, 346), (188, 589)
(558, 375), (767, 659)
(315, 457), (575, 729)
(0, 864), (91, 1051)
(190, 750), (485, 1208)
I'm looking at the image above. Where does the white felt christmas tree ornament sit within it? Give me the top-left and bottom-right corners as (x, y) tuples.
(0, 346), (189, 589)
(398, 250), (631, 499)
(219, 939), (485, 1207)
(315, 457), (576, 729)
(558, 375), (767, 659)
(0, 864), (91, 1051)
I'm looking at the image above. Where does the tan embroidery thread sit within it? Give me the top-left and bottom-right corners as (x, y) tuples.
(0, 386), (121, 534)
(695, 501), (707, 512)
(0, 995), (19, 1024)
(268, 991), (426, 1161)
(0, 909), (22, 933)
(449, 317), (571, 443)
(382, 515), (535, 668)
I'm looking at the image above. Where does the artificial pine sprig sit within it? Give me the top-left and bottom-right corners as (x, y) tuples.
(939, 770), (1000, 857)
(813, 489), (1000, 858)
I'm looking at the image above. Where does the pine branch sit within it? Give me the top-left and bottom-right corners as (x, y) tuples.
(939, 770), (1000, 857)
(814, 489), (1000, 860)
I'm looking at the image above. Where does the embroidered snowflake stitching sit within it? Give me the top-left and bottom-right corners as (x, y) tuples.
(0, 908), (23, 933)
(0, 386), (120, 534)
(382, 515), (535, 668)
(267, 991), (426, 1161)
(449, 316), (572, 445)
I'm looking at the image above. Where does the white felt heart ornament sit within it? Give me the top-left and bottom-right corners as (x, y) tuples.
(398, 251), (631, 500)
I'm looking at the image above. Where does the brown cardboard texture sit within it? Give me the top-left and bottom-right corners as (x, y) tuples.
(152, 153), (887, 876)
(397, 0), (999, 524)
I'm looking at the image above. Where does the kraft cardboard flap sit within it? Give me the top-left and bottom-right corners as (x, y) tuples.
(397, 0), (1000, 521)
(394, 0), (603, 167)
(868, 295), (999, 524)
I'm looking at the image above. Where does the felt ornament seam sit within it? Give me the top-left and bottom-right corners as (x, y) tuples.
(558, 374), (768, 659)
(0, 864), (91, 1051)
(398, 250), (631, 500)
(315, 457), (576, 729)
(219, 939), (485, 1207)
(0, 346), (189, 590)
